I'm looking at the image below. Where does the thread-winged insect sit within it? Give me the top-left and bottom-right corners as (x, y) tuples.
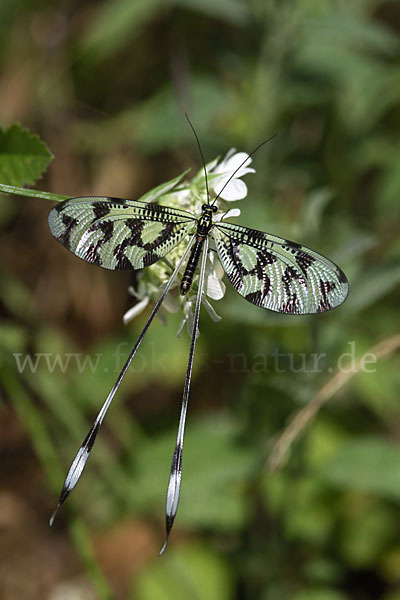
(48, 117), (348, 554)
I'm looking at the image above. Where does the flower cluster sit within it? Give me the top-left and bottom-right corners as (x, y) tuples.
(123, 149), (255, 335)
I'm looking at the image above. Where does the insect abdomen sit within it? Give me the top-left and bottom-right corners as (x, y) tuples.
(180, 239), (204, 295)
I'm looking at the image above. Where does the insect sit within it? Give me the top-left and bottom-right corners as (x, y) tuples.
(48, 119), (348, 554)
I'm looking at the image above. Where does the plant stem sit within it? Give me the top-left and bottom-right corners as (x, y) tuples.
(0, 183), (67, 202)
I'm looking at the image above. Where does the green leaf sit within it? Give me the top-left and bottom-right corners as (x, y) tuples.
(0, 323), (27, 355)
(175, 0), (249, 24)
(134, 544), (232, 600)
(339, 499), (398, 567)
(295, 10), (400, 130)
(352, 357), (399, 420)
(320, 437), (400, 501)
(0, 124), (53, 187)
(139, 169), (190, 203)
(73, 77), (230, 155)
(133, 415), (254, 530)
(300, 189), (333, 237)
(384, 592), (400, 600)
(292, 589), (348, 600)
(345, 263), (400, 312)
(80, 0), (163, 61)
(81, 0), (248, 62)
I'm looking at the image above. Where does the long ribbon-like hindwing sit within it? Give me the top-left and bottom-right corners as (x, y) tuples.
(159, 238), (209, 555)
(50, 236), (196, 526)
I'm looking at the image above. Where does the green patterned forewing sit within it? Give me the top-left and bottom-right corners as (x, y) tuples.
(48, 197), (196, 270)
(213, 222), (348, 314)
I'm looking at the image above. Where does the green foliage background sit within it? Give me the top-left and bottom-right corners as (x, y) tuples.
(1, 1), (400, 599)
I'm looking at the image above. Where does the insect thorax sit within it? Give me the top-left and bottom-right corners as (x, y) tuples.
(196, 203), (217, 235)
(179, 204), (217, 296)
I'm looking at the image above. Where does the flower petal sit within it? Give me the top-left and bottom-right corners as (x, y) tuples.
(215, 151), (251, 174)
(224, 152), (252, 174)
(123, 296), (149, 324)
(203, 296), (222, 322)
(215, 177), (248, 201)
(206, 272), (226, 300)
(162, 292), (179, 314)
(224, 207), (241, 220)
(213, 207), (241, 222)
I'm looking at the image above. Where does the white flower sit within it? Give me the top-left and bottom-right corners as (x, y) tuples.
(211, 149), (255, 201)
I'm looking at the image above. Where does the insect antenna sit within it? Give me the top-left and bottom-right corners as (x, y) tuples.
(185, 113), (210, 205)
(211, 133), (278, 207)
(50, 236), (196, 526)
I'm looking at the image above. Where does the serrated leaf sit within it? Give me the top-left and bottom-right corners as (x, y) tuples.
(0, 124), (53, 187)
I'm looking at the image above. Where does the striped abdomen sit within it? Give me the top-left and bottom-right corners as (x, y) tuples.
(180, 238), (204, 295)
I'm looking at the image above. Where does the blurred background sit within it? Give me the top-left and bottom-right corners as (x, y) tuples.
(1, 1), (400, 598)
